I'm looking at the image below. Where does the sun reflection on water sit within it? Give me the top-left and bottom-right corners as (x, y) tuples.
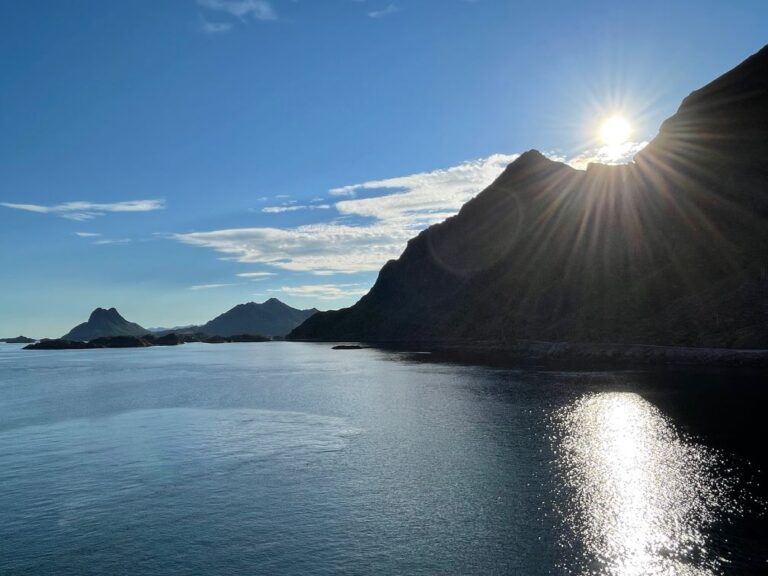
(551, 392), (740, 576)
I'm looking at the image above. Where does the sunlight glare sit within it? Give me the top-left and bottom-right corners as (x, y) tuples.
(599, 115), (632, 148)
(552, 392), (738, 575)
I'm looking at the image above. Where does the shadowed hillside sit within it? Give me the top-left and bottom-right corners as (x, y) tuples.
(290, 46), (768, 349)
(200, 299), (318, 337)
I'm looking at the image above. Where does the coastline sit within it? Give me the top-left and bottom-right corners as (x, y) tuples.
(311, 339), (768, 369)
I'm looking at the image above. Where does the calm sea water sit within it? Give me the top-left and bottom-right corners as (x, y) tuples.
(0, 342), (765, 575)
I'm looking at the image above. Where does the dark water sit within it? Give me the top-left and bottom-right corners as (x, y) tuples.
(0, 342), (765, 575)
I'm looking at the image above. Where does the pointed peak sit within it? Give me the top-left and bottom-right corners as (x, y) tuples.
(232, 298), (287, 310)
(517, 149), (547, 161)
(489, 150), (565, 189)
(507, 149), (562, 171)
(262, 298), (289, 309)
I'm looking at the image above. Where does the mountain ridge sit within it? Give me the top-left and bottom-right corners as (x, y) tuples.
(149, 298), (318, 338)
(59, 299), (316, 341)
(289, 45), (768, 349)
(199, 298), (318, 337)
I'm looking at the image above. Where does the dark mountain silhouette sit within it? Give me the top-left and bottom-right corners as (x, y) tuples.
(199, 298), (318, 337)
(0, 336), (35, 343)
(290, 46), (768, 350)
(62, 308), (150, 341)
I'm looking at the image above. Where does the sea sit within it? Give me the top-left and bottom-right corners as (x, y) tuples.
(0, 342), (765, 575)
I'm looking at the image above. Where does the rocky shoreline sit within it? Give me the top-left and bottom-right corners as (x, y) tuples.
(416, 340), (768, 368)
(304, 339), (768, 368)
(23, 333), (271, 350)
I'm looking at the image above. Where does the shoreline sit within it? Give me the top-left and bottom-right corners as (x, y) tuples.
(311, 339), (768, 369)
(14, 336), (768, 368)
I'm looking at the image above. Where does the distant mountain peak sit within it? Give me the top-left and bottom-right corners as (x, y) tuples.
(63, 307), (148, 341)
(199, 299), (317, 337)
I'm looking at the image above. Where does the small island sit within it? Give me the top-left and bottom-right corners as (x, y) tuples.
(0, 336), (36, 344)
(24, 333), (271, 350)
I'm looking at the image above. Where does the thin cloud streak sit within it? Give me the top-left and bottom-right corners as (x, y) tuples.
(93, 238), (132, 245)
(261, 204), (331, 213)
(1, 199), (164, 221)
(236, 272), (277, 278)
(189, 283), (232, 290)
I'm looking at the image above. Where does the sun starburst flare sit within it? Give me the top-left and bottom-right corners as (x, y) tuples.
(598, 115), (633, 160)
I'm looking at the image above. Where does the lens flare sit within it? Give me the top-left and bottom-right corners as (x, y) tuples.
(600, 116), (632, 147)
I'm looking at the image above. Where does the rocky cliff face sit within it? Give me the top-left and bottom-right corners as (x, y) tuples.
(62, 308), (150, 341)
(289, 46), (768, 349)
(201, 298), (318, 337)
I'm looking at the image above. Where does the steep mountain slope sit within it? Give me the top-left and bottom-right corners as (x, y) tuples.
(200, 299), (318, 337)
(62, 308), (150, 341)
(290, 46), (768, 349)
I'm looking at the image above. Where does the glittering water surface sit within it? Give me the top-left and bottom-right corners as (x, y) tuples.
(552, 393), (739, 576)
(0, 343), (764, 575)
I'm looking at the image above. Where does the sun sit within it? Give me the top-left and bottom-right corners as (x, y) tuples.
(599, 115), (632, 148)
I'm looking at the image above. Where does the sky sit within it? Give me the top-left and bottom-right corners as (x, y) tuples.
(1, 0), (766, 337)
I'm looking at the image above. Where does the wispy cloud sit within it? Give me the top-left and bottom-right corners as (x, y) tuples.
(93, 238), (132, 245)
(566, 141), (648, 170)
(174, 153), (518, 274)
(201, 18), (233, 33)
(274, 284), (369, 300)
(261, 204), (331, 213)
(75, 231), (101, 237)
(189, 283), (232, 290)
(368, 3), (399, 18)
(332, 153), (519, 226)
(1, 199), (164, 221)
(198, 0), (276, 21)
(175, 223), (410, 274)
(236, 271), (277, 278)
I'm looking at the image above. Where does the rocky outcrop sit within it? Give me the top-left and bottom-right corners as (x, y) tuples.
(88, 336), (152, 348)
(24, 339), (93, 350)
(25, 335), (154, 349)
(148, 333), (182, 346)
(290, 46), (768, 350)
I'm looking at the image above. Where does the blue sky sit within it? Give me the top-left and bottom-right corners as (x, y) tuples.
(1, 0), (766, 337)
